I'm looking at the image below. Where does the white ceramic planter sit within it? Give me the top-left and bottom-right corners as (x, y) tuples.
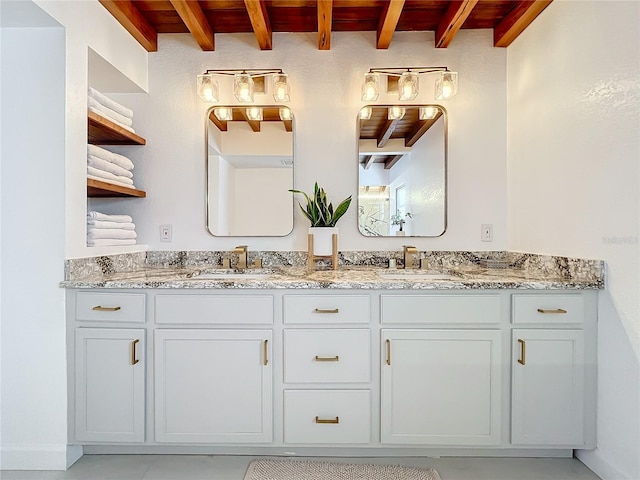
(309, 227), (338, 256)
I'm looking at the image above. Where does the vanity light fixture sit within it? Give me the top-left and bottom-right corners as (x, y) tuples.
(214, 107), (233, 121)
(197, 69), (290, 103)
(362, 67), (458, 101)
(388, 106), (406, 120)
(246, 107), (263, 121)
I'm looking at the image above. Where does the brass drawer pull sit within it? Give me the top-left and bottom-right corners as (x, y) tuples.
(263, 339), (269, 366)
(314, 308), (339, 314)
(517, 339), (526, 365)
(314, 355), (339, 362)
(92, 305), (121, 311)
(315, 416), (339, 424)
(386, 339), (391, 366)
(131, 339), (139, 365)
(537, 308), (567, 314)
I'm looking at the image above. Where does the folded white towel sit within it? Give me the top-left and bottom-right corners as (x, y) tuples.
(87, 166), (134, 186)
(87, 220), (136, 230)
(87, 211), (133, 223)
(88, 87), (134, 118)
(88, 155), (133, 179)
(89, 106), (136, 133)
(88, 97), (133, 127)
(87, 144), (135, 171)
(87, 238), (137, 247)
(87, 174), (136, 190)
(87, 228), (137, 240)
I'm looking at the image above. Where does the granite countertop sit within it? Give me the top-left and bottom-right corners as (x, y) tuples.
(60, 264), (603, 290)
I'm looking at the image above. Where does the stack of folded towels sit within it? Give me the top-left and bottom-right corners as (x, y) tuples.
(87, 144), (136, 189)
(87, 211), (137, 247)
(88, 86), (135, 133)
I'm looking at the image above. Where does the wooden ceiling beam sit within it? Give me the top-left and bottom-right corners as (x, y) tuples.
(208, 111), (228, 132)
(169, 0), (215, 51)
(243, 0), (273, 50)
(363, 155), (375, 170)
(317, 0), (333, 50)
(405, 113), (442, 147)
(99, 0), (158, 52)
(376, 0), (405, 49)
(435, 0), (478, 48)
(494, 0), (553, 47)
(240, 110), (262, 132)
(377, 119), (401, 148)
(384, 155), (404, 170)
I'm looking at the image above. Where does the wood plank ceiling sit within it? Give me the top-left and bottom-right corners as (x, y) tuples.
(99, 0), (553, 52)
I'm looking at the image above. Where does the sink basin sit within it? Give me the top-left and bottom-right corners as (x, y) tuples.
(378, 272), (460, 281)
(186, 270), (274, 280)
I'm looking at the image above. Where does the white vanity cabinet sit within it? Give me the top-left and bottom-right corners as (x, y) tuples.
(154, 329), (272, 443)
(510, 294), (592, 448)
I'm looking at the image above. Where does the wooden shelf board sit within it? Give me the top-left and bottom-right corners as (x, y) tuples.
(87, 178), (146, 198)
(88, 111), (146, 145)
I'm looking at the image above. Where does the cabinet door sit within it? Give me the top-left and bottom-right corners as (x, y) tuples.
(381, 329), (502, 445)
(511, 329), (584, 446)
(75, 328), (145, 442)
(155, 329), (272, 443)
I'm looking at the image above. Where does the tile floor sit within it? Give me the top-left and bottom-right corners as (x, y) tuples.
(2, 454), (602, 480)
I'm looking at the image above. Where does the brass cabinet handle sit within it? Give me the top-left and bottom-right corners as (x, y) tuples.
(314, 308), (339, 314)
(386, 339), (391, 366)
(263, 339), (269, 366)
(517, 339), (526, 365)
(92, 305), (121, 311)
(314, 355), (340, 362)
(315, 416), (339, 424)
(537, 308), (567, 314)
(131, 339), (139, 365)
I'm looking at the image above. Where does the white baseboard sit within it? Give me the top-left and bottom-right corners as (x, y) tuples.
(0, 444), (83, 471)
(576, 449), (635, 480)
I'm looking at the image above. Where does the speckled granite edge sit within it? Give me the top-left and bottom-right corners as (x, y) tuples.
(64, 250), (604, 286)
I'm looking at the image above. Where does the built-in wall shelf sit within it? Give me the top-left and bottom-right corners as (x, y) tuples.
(88, 111), (146, 145)
(87, 178), (146, 198)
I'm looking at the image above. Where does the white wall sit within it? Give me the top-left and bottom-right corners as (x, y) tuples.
(507, 2), (640, 479)
(0, 21), (74, 469)
(105, 30), (507, 251)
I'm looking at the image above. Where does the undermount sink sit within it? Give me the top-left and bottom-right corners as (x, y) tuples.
(186, 270), (274, 280)
(378, 271), (460, 281)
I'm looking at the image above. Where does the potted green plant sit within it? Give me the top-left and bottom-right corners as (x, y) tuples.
(390, 211), (412, 236)
(289, 182), (352, 255)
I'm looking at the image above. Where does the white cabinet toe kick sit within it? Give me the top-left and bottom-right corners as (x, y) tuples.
(67, 289), (597, 456)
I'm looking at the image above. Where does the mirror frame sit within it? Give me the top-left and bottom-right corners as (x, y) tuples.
(357, 104), (448, 238)
(205, 105), (295, 237)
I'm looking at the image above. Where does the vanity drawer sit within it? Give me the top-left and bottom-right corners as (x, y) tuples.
(512, 294), (584, 324)
(381, 294), (501, 324)
(284, 329), (370, 383)
(155, 294), (273, 324)
(283, 295), (370, 324)
(76, 292), (145, 323)
(284, 390), (371, 444)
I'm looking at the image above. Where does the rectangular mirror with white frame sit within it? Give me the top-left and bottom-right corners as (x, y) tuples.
(207, 106), (294, 237)
(358, 105), (447, 237)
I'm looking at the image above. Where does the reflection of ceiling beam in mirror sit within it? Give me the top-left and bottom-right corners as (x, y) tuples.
(435, 0), (478, 48)
(377, 0), (405, 49)
(282, 119), (293, 132)
(317, 0), (332, 50)
(240, 109), (261, 132)
(243, 0), (273, 50)
(169, 0), (215, 51)
(377, 119), (401, 148)
(384, 154), (404, 170)
(209, 110), (228, 132)
(405, 110), (443, 147)
(362, 155), (375, 170)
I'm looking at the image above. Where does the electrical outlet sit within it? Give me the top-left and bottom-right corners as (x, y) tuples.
(160, 224), (172, 242)
(481, 224), (493, 242)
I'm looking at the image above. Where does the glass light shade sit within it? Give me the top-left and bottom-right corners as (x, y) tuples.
(234, 73), (254, 102)
(435, 71), (458, 100)
(214, 107), (233, 121)
(419, 106), (438, 120)
(398, 72), (419, 101)
(361, 73), (380, 101)
(246, 107), (263, 121)
(273, 74), (290, 102)
(359, 106), (372, 120)
(388, 106), (406, 120)
(197, 74), (219, 102)
(279, 107), (292, 121)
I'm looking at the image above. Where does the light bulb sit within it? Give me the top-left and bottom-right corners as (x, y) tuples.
(398, 72), (418, 101)
(360, 107), (372, 120)
(388, 106), (405, 120)
(435, 71), (458, 100)
(419, 106), (438, 120)
(362, 73), (379, 101)
(279, 107), (292, 121)
(246, 107), (263, 121)
(197, 74), (218, 103)
(214, 108), (233, 121)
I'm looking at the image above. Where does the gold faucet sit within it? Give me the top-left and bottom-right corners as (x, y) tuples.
(403, 245), (419, 269)
(233, 245), (248, 269)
